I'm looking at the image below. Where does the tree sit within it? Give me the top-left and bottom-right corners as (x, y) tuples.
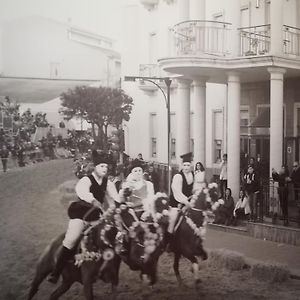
(60, 86), (133, 149)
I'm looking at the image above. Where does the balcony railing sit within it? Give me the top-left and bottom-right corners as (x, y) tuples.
(239, 24), (271, 56)
(172, 20), (231, 57)
(283, 25), (300, 56)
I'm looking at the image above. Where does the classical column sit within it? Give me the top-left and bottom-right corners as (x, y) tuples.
(227, 72), (240, 200)
(190, 0), (205, 20)
(270, 0), (283, 56)
(177, 0), (190, 22)
(192, 78), (206, 164)
(176, 79), (191, 161)
(226, 0), (241, 56)
(268, 67), (286, 175)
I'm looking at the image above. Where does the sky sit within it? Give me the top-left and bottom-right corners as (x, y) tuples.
(0, 0), (122, 42)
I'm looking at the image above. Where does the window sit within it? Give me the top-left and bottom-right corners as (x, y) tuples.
(213, 110), (223, 163)
(149, 32), (158, 64)
(151, 138), (157, 158)
(150, 113), (157, 158)
(190, 138), (194, 154)
(171, 138), (176, 159)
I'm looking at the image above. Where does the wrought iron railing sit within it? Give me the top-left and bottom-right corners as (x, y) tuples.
(239, 24), (271, 56)
(283, 25), (300, 56)
(172, 20), (231, 57)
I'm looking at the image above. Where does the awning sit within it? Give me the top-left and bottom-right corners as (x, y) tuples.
(249, 107), (270, 128)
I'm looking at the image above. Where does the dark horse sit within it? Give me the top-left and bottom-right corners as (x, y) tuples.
(117, 193), (170, 286)
(169, 186), (218, 286)
(27, 208), (121, 300)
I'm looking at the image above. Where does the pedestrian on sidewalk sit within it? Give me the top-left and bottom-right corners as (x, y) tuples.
(272, 165), (291, 226)
(0, 144), (9, 172)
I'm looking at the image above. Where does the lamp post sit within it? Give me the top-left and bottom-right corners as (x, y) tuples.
(124, 76), (172, 195)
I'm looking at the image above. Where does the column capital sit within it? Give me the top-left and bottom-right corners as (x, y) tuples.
(268, 67), (286, 80)
(176, 78), (192, 87)
(191, 77), (207, 87)
(227, 71), (240, 83)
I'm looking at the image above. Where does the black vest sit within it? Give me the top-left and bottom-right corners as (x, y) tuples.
(88, 174), (108, 204)
(169, 171), (194, 208)
(68, 175), (108, 221)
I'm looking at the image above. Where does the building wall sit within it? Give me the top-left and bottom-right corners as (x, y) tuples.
(1, 16), (117, 81)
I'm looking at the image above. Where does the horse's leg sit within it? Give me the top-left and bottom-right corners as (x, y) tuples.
(187, 255), (201, 287)
(27, 267), (51, 300)
(49, 280), (73, 300)
(81, 262), (98, 300)
(173, 252), (183, 286)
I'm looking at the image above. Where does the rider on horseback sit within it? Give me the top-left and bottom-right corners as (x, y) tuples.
(168, 152), (194, 238)
(47, 151), (121, 284)
(120, 159), (155, 216)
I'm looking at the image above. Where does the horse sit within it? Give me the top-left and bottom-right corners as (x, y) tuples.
(168, 184), (219, 287)
(27, 207), (121, 300)
(116, 193), (169, 286)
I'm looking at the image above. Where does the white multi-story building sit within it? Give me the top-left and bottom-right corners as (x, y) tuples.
(122, 0), (300, 198)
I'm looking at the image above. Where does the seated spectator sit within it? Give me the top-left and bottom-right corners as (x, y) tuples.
(214, 187), (235, 226)
(232, 190), (250, 226)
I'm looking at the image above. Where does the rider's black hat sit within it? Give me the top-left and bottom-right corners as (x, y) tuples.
(129, 159), (145, 173)
(180, 152), (193, 163)
(92, 151), (111, 166)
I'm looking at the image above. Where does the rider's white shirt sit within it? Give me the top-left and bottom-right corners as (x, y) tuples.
(75, 172), (120, 206)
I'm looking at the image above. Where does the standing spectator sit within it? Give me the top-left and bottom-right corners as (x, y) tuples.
(243, 165), (260, 222)
(291, 161), (300, 203)
(137, 153), (144, 162)
(17, 143), (25, 167)
(194, 161), (206, 192)
(145, 163), (160, 193)
(272, 166), (291, 226)
(291, 161), (300, 227)
(219, 154), (227, 198)
(0, 145), (10, 172)
(10, 143), (18, 168)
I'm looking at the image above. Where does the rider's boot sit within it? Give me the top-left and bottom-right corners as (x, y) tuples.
(47, 246), (73, 284)
(164, 232), (174, 252)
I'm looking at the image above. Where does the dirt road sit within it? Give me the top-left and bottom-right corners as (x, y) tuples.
(0, 160), (299, 300)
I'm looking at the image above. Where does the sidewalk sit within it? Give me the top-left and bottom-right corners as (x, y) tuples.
(205, 228), (300, 277)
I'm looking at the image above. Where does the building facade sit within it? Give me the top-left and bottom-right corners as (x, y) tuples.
(122, 0), (300, 199)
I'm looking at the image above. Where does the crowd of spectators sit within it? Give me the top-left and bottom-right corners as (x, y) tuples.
(0, 128), (95, 173)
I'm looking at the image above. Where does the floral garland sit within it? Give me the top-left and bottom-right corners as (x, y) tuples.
(184, 183), (221, 239)
(75, 206), (116, 267)
(115, 203), (164, 256)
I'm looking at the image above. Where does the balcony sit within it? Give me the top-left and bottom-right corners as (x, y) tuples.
(239, 24), (271, 56)
(283, 25), (300, 56)
(171, 20), (231, 57)
(159, 21), (300, 84)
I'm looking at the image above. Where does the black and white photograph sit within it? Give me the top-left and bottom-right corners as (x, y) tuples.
(0, 0), (300, 299)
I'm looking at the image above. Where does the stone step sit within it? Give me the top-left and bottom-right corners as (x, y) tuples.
(208, 219), (300, 247)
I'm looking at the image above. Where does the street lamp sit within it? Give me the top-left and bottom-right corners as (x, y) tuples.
(124, 75), (172, 195)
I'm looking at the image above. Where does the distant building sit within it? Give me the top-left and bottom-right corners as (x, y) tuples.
(0, 15), (121, 130)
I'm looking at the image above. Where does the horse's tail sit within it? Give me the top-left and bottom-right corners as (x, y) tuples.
(27, 233), (64, 300)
